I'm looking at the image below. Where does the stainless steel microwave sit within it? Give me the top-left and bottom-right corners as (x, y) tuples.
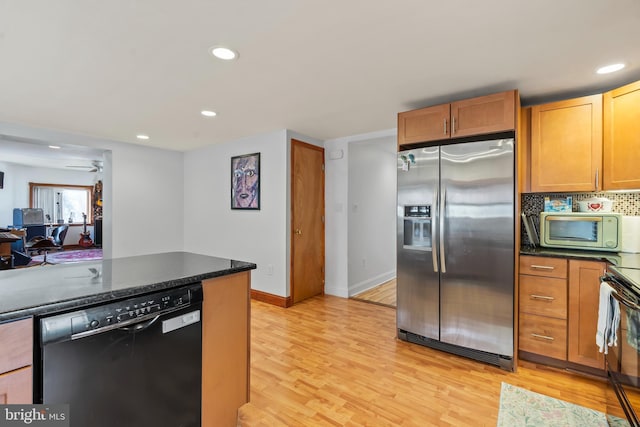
(539, 212), (622, 252)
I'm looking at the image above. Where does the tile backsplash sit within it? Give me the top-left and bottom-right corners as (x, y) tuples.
(520, 192), (640, 246)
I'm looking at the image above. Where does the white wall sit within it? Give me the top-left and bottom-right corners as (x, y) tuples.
(183, 130), (289, 296)
(324, 129), (397, 298)
(0, 122), (185, 259)
(182, 129), (322, 298)
(347, 135), (397, 296)
(0, 162), (18, 228)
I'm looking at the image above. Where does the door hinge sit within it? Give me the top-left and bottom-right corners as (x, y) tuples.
(322, 163), (325, 172)
(321, 215), (325, 223)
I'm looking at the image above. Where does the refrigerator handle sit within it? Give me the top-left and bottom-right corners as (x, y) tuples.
(432, 186), (439, 273)
(440, 186), (447, 273)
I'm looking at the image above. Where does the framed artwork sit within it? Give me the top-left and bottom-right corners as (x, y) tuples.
(231, 152), (260, 210)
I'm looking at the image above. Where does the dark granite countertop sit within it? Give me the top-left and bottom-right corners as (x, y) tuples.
(520, 246), (640, 268)
(0, 251), (256, 323)
(521, 246), (640, 295)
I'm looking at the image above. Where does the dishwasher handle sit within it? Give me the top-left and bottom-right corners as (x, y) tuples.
(117, 315), (161, 333)
(69, 307), (182, 340)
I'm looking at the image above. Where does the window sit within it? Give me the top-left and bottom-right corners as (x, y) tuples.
(30, 183), (93, 224)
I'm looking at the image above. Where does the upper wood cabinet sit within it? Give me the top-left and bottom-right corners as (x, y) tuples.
(603, 80), (640, 190)
(398, 90), (517, 148)
(529, 94), (603, 193)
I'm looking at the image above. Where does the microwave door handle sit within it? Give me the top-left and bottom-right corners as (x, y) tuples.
(432, 186), (438, 273)
(440, 186), (446, 274)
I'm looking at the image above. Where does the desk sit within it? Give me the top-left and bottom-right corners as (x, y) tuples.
(0, 232), (22, 256)
(0, 231), (22, 269)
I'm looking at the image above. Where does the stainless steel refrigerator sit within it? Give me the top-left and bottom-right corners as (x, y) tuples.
(397, 136), (515, 370)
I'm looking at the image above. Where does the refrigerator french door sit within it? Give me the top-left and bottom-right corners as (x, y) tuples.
(397, 136), (515, 370)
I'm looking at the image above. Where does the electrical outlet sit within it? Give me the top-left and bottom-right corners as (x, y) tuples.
(267, 264), (274, 275)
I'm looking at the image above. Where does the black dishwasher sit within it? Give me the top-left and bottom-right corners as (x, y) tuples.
(37, 283), (203, 427)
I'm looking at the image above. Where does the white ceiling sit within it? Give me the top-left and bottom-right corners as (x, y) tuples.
(1, 0), (639, 165)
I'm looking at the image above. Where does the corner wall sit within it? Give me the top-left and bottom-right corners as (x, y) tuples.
(324, 129), (397, 298)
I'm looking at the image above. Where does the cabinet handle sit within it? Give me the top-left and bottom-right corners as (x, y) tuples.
(531, 333), (554, 341)
(595, 168), (599, 191)
(452, 116), (456, 135)
(443, 118), (447, 135)
(530, 264), (554, 270)
(530, 294), (555, 301)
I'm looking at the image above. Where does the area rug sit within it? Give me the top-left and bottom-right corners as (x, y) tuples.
(29, 248), (103, 265)
(497, 382), (611, 427)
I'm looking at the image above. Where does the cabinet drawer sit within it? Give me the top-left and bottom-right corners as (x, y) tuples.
(519, 255), (568, 279)
(0, 318), (33, 374)
(519, 275), (567, 319)
(519, 313), (567, 360)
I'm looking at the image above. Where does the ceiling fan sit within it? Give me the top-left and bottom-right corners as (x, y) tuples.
(66, 160), (103, 172)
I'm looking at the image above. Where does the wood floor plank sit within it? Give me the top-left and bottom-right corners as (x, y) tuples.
(238, 295), (608, 426)
(351, 279), (396, 307)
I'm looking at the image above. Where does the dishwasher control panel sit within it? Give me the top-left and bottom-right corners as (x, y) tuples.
(40, 283), (203, 344)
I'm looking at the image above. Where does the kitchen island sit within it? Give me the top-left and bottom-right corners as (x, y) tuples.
(0, 251), (256, 427)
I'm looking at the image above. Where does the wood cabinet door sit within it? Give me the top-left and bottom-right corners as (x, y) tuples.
(603, 80), (640, 190)
(567, 259), (606, 370)
(530, 94), (603, 192)
(397, 103), (450, 147)
(450, 90), (516, 138)
(0, 318), (32, 374)
(0, 367), (32, 404)
(202, 272), (250, 427)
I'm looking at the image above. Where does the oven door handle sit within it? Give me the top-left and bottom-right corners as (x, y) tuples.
(610, 288), (640, 311)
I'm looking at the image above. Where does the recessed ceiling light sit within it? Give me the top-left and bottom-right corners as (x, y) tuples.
(201, 110), (217, 117)
(136, 134), (150, 140)
(210, 46), (238, 61)
(597, 63), (625, 74)
(48, 145), (61, 149)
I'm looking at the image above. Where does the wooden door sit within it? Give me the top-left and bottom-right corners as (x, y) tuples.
(567, 259), (606, 370)
(530, 94), (602, 192)
(397, 103), (450, 148)
(291, 140), (325, 304)
(604, 80), (640, 190)
(450, 90), (516, 138)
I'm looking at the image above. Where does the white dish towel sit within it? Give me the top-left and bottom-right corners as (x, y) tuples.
(596, 281), (621, 354)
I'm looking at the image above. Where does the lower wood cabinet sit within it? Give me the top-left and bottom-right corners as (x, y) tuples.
(519, 312), (567, 360)
(0, 317), (33, 404)
(568, 259), (606, 369)
(519, 255), (607, 372)
(202, 271), (251, 427)
(0, 366), (32, 404)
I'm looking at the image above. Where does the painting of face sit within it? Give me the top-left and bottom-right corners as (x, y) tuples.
(231, 153), (260, 209)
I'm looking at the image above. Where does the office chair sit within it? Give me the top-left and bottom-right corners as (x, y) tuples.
(50, 225), (69, 248)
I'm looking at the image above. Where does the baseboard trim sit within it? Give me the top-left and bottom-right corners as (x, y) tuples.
(350, 270), (395, 297)
(250, 289), (292, 308)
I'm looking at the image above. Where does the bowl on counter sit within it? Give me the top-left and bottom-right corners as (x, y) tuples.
(578, 197), (614, 212)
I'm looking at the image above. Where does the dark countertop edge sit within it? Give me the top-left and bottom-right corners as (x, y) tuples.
(0, 263), (256, 324)
(519, 246), (622, 265)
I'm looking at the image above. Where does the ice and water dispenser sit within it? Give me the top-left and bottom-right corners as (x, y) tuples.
(403, 205), (432, 250)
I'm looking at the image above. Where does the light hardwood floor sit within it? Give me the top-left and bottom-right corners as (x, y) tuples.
(238, 295), (609, 426)
(350, 279), (396, 308)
